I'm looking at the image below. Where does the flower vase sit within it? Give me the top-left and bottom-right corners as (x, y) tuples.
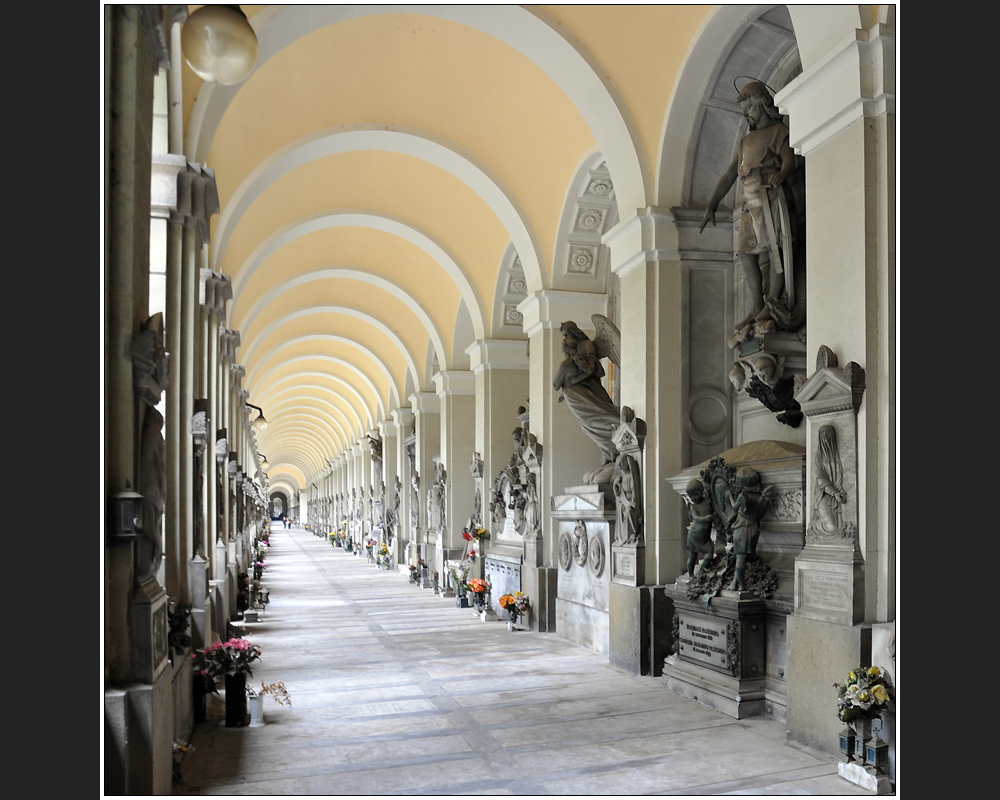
(193, 677), (208, 723)
(224, 672), (247, 727)
(248, 695), (265, 727)
(507, 618), (516, 632)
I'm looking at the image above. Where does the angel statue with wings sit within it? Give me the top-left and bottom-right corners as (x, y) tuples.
(553, 315), (621, 484)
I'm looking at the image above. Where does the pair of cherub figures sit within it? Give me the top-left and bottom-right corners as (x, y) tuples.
(685, 467), (773, 591)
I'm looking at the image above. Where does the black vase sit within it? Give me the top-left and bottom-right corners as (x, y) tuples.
(225, 672), (247, 727)
(193, 676), (208, 723)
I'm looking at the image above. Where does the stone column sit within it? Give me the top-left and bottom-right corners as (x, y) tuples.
(409, 392), (440, 569)
(378, 420), (400, 563)
(392, 407), (415, 563)
(433, 370), (476, 579)
(357, 436), (374, 541)
(518, 290), (607, 630)
(602, 207), (689, 675)
(466, 340), (530, 528)
(776, 19), (895, 757)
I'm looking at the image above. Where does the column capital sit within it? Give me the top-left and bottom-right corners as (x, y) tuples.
(516, 290), (607, 338)
(391, 407), (414, 428)
(466, 339), (529, 373)
(150, 154), (188, 219)
(775, 24), (895, 156)
(409, 392), (440, 414)
(432, 370), (476, 396)
(603, 206), (679, 277)
(378, 420), (398, 440)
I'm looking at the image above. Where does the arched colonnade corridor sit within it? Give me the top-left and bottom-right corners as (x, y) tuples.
(104, 5), (896, 794)
(176, 523), (870, 795)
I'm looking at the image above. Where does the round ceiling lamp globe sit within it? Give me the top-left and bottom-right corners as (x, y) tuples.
(181, 5), (258, 86)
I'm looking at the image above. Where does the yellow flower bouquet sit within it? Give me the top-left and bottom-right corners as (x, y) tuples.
(834, 666), (893, 722)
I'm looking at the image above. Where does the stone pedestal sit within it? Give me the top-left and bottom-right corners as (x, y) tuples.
(662, 582), (768, 719)
(188, 555), (210, 649)
(551, 485), (613, 655)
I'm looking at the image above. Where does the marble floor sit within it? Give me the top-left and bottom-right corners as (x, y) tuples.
(177, 524), (872, 796)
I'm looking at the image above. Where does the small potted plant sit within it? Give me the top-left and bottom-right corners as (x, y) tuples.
(246, 680), (292, 727)
(192, 637), (263, 727)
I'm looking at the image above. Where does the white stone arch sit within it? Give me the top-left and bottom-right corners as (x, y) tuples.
(452, 300), (475, 372)
(248, 354), (383, 436)
(188, 5), (649, 234)
(229, 207), (485, 345)
(235, 265), (447, 381)
(657, 5), (803, 208)
(239, 304), (421, 401)
(551, 148), (619, 295)
(255, 370), (374, 438)
(260, 407), (351, 460)
(268, 476), (303, 497)
(259, 429), (334, 473)
(245, 335), (399, 418)
(490, 243), (529, 339)
(257, 394), (354, 454)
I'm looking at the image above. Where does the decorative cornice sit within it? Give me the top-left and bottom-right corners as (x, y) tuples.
(517, 290), (606, 337)
(432, 370), (476, 396)
(408, 392), (441, 414)
(603, 206), (679, 277)
(465, 339), (529, 372)
(775, 24), (895, 156)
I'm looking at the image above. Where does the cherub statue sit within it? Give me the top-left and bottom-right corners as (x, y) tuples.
(726, 467), (773, 590)
(552, 315), (621, 484)
(684, 479), (715, 576)
(700, 81), (802, 332)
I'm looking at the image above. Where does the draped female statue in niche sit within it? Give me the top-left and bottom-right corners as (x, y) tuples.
(810, 424), (847, 537)
(553, 317), (621, 484)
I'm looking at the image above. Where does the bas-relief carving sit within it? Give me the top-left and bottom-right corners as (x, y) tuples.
(796, 346), (865, 548)
(572, 520), (589, 567)
(612, 454), (642, 545)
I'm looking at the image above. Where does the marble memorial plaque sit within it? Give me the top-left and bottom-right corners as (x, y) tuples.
(615, 551), (634, 579)
(801, 571), (848, 612)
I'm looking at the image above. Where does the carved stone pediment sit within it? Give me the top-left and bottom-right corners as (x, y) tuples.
(794, 344), (865, 416)
(551, 487), (613, 516)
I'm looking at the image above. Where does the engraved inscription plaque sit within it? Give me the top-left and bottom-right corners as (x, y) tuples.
(678, 616), (730, 671)
(615, 551), (634, 579)
(801, 571), (848, 612)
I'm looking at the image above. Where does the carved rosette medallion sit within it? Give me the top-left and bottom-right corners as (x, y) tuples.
(575, 207), (605, 231)
(588, 534), (604, 576)
(558, 532), (572, 571)
(569, 248), (594, 273)
(586, 178), (613, 196)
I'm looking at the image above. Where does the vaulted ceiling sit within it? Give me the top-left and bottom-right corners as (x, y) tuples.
(183, 5), (713, 492)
